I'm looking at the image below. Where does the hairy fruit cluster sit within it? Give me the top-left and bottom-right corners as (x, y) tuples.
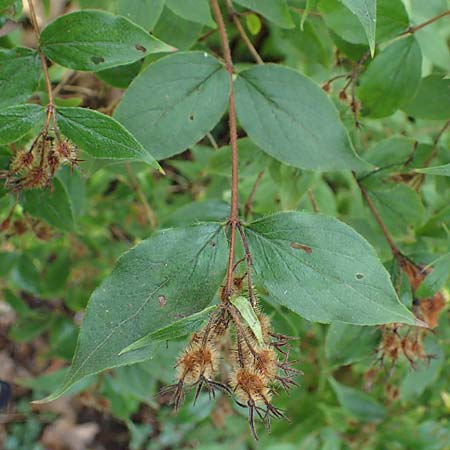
(163, 294), (301, 439)
(2, 131), (79, 191)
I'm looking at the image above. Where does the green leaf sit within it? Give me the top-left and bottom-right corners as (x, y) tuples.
(119, 305), (216, 355)
(230, 296), (264, 345)
(368, 184), (426, 237)
(21, 177), (76, 232)
(37, 223), (228, 403)
(402, 75), (450, 120)
(416, 254), (450, 299)
(329, 378), (386, 422)
(40, 10), (174, 71)
(244, 212), (417, 325)
(152, 7), (204, 50)
(246, 13), (262, 35)
(0, 48), (42, 107)
(320, 0), (408, 47)
(416, 164), (450, 177)
(165, 0), (215, 27)
(56, 107), (160, 168)
(96, 61), (142, 89)
(0, 104), (45, 144)
(325, 323), (380, 367)
(358, 36), (422, 118)
(234, 65), (369, 171)
(114, 0), (165, 30)
(233, 0), (294, 28)
(400, 337), (444, 401)
(114, 52), (229, 160)
(0, 0), (17, 10)
(338, 0), (376, 56)
(162, 200), (230, 227)
(301, 0), (319, 29)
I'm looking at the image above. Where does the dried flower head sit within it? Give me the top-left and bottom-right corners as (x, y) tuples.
(4, 130), (79, 192)
(162, 290), (301, 439)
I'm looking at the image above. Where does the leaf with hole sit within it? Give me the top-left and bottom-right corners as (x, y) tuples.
(244, 211), (418, 325)
(40, 10), (174, 71)
(114, 52), (230, 160)
(36, 223), (228, 402)
(235, 64), (369, 171)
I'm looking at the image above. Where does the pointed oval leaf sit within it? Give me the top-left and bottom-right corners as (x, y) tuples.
(329, 378), (386, 422)
(0, 104), (45, 144)
(56, 107), (160, 168)
(0, 48), (42, 108)
(244, 211), (417, 325)
(230, 295), (265, 345)
(21, 177), (76, 232)
(36, 223), (228, 402)
(235, 64), (369, 171)
(114, 52), (230, 160)
(165, 0), (215, 26)
(119, 305), (216, 354)
(40, 10), (174, 71)
(339, 0), (376, 56)
(416, 254), (450, 299)
(233, 0), (294, 29)
(401, 75), (450, 120)
(416, 164), (450, 177)
(358, 36), (422, 118)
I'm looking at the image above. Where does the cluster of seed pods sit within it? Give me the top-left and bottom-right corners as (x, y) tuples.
(163, 293), (301, 439)
(2, 130), (79, 191)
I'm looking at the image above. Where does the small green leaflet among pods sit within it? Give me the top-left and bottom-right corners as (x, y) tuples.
(231, 295), (265, 345)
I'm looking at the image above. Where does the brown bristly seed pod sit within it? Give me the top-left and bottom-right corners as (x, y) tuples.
(163, 292), (301, 440)
(4, 128), (80, 192)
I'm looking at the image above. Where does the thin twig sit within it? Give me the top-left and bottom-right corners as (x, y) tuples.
(26, 0), (55, 132)
(244, 170), (264, 219)
(307, 189), (320, 213)
(210, 0), (240, 301)
(125, 163), (157, 230)
(225, 0), (263, 65)
(237, 224), (257, 308)
(354, 174), (401, 260)
(400, 10), (450, 36)
(290, 7), (321, 17)
(422, 120), (450, 168)
(206, 132), (219, 150)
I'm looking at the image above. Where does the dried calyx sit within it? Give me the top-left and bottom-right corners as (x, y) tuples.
(162, 287), (301, 439)
(2, 124), (79, 192)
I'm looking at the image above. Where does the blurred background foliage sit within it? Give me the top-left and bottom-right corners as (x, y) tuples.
(0, 0), (449, 449)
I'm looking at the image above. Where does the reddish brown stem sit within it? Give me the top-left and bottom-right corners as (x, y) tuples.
(26, 0), (55, 131)
(400, 10), (450, 36)
(210, 0), (240, 301)
(354, 175), (401, 260)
